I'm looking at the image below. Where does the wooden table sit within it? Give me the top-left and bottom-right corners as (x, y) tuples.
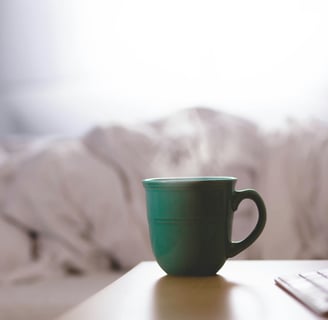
(56, 260), (328, 320)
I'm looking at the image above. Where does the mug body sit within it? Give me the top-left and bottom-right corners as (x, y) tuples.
(143, 177), (237, 276)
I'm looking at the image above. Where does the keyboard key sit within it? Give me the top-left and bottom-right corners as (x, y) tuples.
(301, 272), (328, 293)
(318, 269), (328, 278)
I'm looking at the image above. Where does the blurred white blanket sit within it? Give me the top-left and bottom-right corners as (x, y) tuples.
(0, 108), (327, 283)
(259, 120), (328, 259)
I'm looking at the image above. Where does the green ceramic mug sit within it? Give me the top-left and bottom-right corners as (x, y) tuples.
(142, 176), (266, 276)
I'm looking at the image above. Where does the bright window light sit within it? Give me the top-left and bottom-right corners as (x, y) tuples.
(1, 0), (327, 134)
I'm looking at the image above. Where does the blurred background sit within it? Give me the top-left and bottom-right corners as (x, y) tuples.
(0, 0), (327, 136)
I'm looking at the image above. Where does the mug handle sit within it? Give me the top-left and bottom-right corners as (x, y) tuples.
(228, 189), (266, 258)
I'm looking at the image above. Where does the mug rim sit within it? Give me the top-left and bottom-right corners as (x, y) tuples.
(143, 176), (237, 187)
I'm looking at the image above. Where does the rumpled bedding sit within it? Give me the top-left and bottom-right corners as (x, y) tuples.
(0, 107), (327, 283)
(259, 120), (328, 259)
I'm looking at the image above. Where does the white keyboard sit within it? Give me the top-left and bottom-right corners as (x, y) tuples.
(275, 268), (328, 316)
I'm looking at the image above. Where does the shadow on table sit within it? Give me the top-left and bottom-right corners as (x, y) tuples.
(152, 274), (265, 320)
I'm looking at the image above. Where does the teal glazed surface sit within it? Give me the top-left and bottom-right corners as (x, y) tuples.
(143, 177), (266, 276)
